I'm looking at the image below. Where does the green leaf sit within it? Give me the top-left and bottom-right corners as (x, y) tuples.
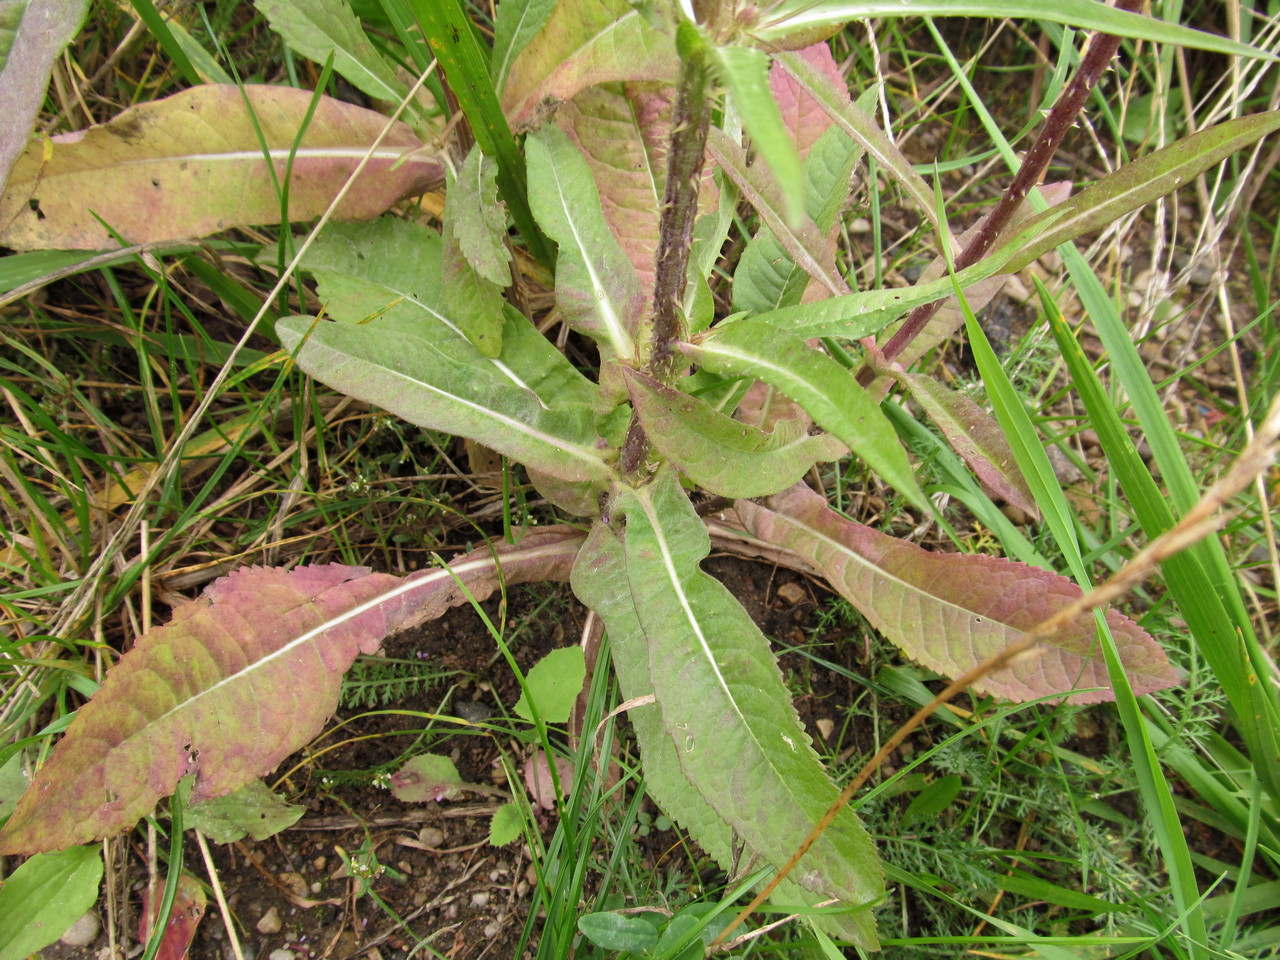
(734, 123), (857, 314)
(255, 0), (407, 106)
(623, 367), (845, 498)
(514, 646), (586, 723)
(570, 517), (873, 945)
(302, 218), (596, 407)
(442, 146), (511, 357)
(708, 44), (805, 225)
(900, 774), (962, 828)
(0, 753), (27, 818)
(185, 778), (305, 843)
(686, 319), (928, 510)
(578, 911), (661, 953)
(707, 128), (844, 299)
(278, 314), (614, 483)
(613, 469), (883, 950)
(526, 125), (644, 359)
(752, 0), (1279, 61)
(489, 0), (556, 92)
(0, 845), (102, 960)
(488, 802), (523, 845)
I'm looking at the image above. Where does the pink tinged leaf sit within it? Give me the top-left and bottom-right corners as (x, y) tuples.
(526, 125), (645, 359)
(734, 381), (812, 433)
(556, 82), (714, 297)
(524, 751), (574, 811)
(895, 372), (1038, 517)
(391, 754), (468, 803)
(0, 527), (584, 855)
(0, 0), (90, 192)
(140, 874), (206, 960)
(0, 84), (444, 251)
(736, 485), (1179, 704)
(501, 0), (677, 132)
(768, 43), (848, 161)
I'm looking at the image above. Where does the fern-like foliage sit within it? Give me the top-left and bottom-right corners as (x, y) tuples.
(340, 656), (459, 710)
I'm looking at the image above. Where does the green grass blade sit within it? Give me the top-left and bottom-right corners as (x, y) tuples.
(403, 0), (553, 269)
(958, 273), (1208, 959)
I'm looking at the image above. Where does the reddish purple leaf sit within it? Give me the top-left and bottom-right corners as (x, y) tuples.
(769, 43), (848, 161)
(140, 874), (206, 960)
(0, 528), (584, 854)
(736, 485), (1179, 704)
(894, 371), (1038, 516)
(0, 84), (443, 250)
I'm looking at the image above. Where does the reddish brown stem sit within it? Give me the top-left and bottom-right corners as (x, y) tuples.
(862, 0), (1142, 383)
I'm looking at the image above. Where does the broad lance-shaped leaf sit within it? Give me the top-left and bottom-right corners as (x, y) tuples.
(736, 485), (1179, 704)
(614, 470), (883, 949)
(623, 367), (844, 498)
(501, 0), (677, 131)
(490, 0), (556, 92)
(890, 371), (1037, 517)
(734, 45), (869, 317)
(442, 146), (511, 357)
(1003, 109), (1280, 274)
(708, 44), (805, 225)
(301, 218), (595, 409)
(570, 518), (872, 945)
(556, 82), (719, 300)
(0, 85), (443, 251)
(255, 0), (408, 109)
(685, 319), (928, 511)
(707, 128), (845, 298)
(527, 125), (644, 360)
(277, 314), (614, 484)
(0, 528), (585, 854)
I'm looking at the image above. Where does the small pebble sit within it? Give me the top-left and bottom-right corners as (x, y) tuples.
(268, 950), (295, 960)
(419, 826), (445, 848)
(472, 891), (490, 908)
(257, 906), (283, 935)
(59, 910), (100, 947)
(484, 921), (501, 938)
(775, 581), (805, 606)
(815, 718), (835, 741)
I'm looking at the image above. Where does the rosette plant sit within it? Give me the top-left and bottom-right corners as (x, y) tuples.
(2, 0), (1278, 954)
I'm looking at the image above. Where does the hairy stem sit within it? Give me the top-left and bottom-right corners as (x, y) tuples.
(651, 47), (714, 376)
(619, 44), (714, 477)
(866, 0), (1141, 378)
